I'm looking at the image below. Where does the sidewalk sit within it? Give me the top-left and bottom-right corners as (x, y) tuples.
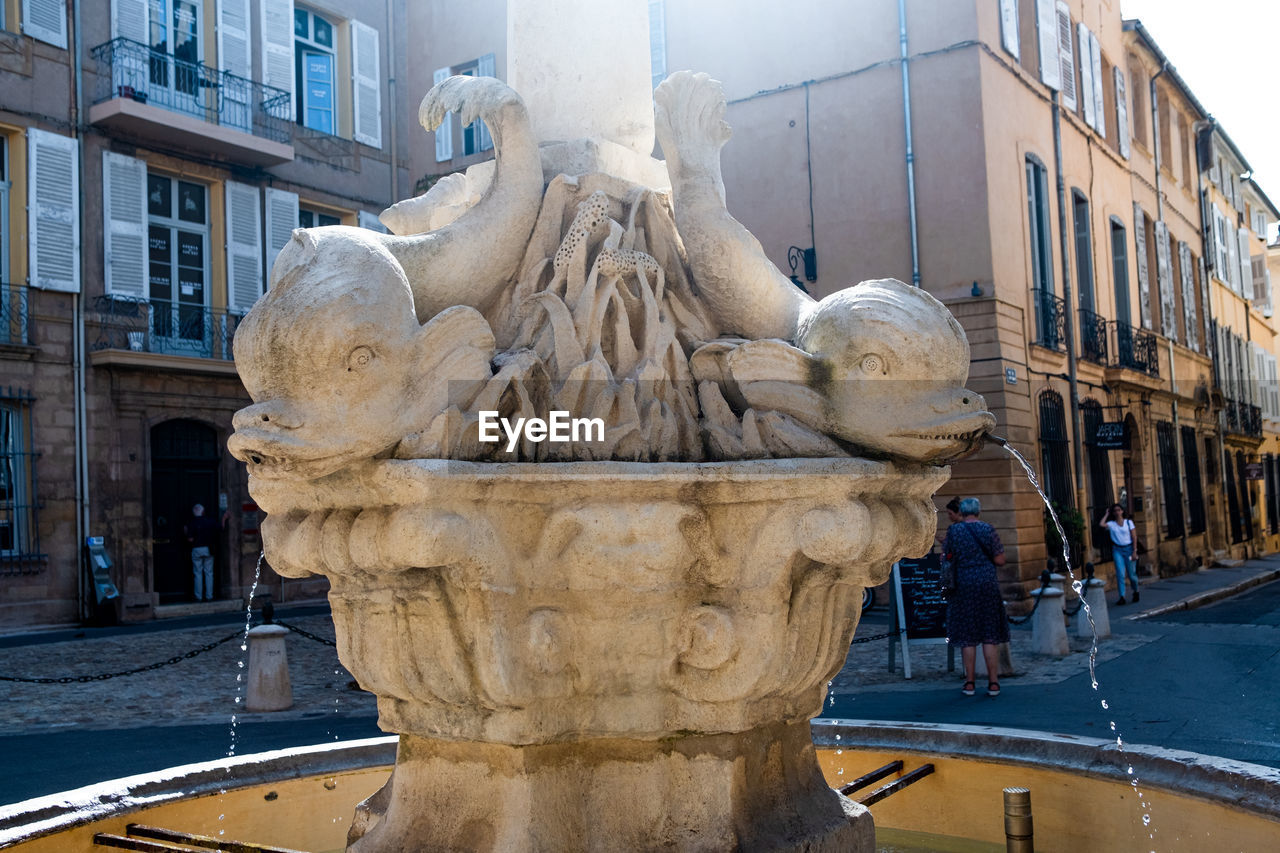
(833, 554), (1280, 692)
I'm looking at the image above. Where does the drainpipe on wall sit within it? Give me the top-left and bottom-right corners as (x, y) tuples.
(386, 0), (399, 204)
(897, 0), (920, 287)
(1050, 96), (1086, 526)
(71, 0), (91, 621)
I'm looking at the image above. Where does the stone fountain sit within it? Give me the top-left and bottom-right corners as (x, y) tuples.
(226, 3), (994, 849)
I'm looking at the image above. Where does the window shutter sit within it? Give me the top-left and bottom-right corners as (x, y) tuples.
(1225, 219), (1240, 294)
(1238, 227), (1253, 300)
(27, 128), (80, 293)
(1055, 2), (1076, 111)
(1077, 24), (1095, 128)
(23, 0), (68, 48)
(1251, 253), (1271, 313)
(111, 0), (148, 41)
(1215, 207), (1231, 282)
(358, 210), (388, 233)
(216, 0), (252, 129)
(225, 181), (263, 313)
(476, 53), (496, 151)
(261, 0), (295, 120)
(1269, 355), (1279, 420)
(1114, 66), (1129, 158)
(1133, 204), (1150, 329)
(433, 66), (453, 161)
(1154, 221), (1175, 341)
(102, 150), (147, 298)
(1179, 242), (1197, 352)
(1036, 0), (1060, 91)
(351, 20), (383, 149)
(1090, 31), (1105, 139)
(650, 0), (667, 87)
(264, 188), (299, 283)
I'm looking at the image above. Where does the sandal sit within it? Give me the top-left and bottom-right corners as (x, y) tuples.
(987, 682), (1001, 697)
(962, 681), (975, 696)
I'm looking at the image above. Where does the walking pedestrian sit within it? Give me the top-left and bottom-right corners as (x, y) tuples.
(944, 497), (1009, 697)
(1100, 503), (1139, 605)
(184, 504), (222, 602)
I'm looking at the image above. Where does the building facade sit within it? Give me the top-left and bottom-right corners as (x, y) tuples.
(410, 0), (1280, 603)
(1, 0), (409, 628)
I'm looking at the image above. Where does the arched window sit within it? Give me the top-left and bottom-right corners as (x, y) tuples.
(0, 396), (37, 563)
(1038, 390), (1073, 511)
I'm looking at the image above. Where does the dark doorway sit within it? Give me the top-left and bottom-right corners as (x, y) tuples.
(151, 419), (220, 603)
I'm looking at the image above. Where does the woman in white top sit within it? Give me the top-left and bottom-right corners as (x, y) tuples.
(1099, 503), (1139, 605)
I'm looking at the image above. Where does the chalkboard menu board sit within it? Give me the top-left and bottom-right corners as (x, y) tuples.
(893, 554), (949, 640)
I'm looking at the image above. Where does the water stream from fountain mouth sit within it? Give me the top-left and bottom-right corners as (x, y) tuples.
(219, 551), (266, 837)
(988, 435), (1156, 849)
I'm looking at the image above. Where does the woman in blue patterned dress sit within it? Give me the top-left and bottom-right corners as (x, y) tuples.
(944, 497), (1009, 697)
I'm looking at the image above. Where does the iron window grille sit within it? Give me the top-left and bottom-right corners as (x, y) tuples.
(0, 388), (44, 574)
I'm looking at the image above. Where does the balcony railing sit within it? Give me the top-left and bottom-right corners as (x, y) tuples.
(92, 295), (244, 361)
(1223, 398), (1263, 438)
(1032, 288), (1066, 351)
(90, 37), (292, 144)
(1109, 321), (1160, 377)
(1078, 307), (1108, 365)
(0, 283), (31, 346)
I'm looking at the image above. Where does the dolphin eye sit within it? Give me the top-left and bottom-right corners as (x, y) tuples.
(860, 354), (885, 375)
(347, 346), (375, 371)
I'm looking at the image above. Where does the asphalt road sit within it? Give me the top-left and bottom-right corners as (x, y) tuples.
(825, 577), (1280, 769)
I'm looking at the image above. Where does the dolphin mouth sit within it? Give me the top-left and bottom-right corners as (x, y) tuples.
(891, 412), (996, 444)
(228, 428), (352, 481)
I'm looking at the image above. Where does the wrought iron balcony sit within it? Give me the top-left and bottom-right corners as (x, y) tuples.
(1109, 321), (1160, 377)
(91, 295), (244, 362)
(89, 38), (293, 164)
(1031, 288), (1066, 351)
(1078, 307), (1108, 365)
(0, 283), (31, 346)
(1223, 398), (1263, 438)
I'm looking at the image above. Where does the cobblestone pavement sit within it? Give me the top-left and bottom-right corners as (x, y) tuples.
(0, 615), (376, 735)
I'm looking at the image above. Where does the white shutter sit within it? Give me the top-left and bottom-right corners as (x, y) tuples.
(217, 0), (252, 130)
(111, 0), (149, 41)
(1114, 66), (1129, 158)
(358, 210), (387, 233)
(476, 53), (496, 151)
(351, 20), (383, 148)
(1154, 221), (1175, 341)
(1269, 355), (1279, 420)
(264, 188), (299, 283)
(1133, 204), (1150, 329)
(1238, 227), (1253, 300)
(1179, 242), (1198, 352)
(1036, 0), (1060, 91)
(433, 66), (453, 161)
(102, 150), (147, 298)
(261, 0), (295, 120)
(1055, 2), (1076, 111)
(27, 129), (80, 293)
(1251, 253), (1271, 313)
(1215, 207), (1231, 282)
(225, 181), (263, 312)
(1224, 216), (1239, 293)
(1090, 31), (1105, 139)
(23, 0), (68, 48)
(999, 0), (1020, 61)
(1077, 24), (1095, 129)
(650, 0), (667, 87)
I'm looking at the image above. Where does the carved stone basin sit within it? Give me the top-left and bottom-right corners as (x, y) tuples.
(250, 457), (944, 849)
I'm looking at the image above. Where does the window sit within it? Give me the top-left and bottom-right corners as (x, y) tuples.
(1236, 451), (1254, 542)
(294, 7), (336, 134)
(434, 54), (496, 161)
(1177, 111), (1192, 188)
(147, 174), (210, 354)
(1156, 421), (1183, 538)
(1129, 60), (1147, 149)
(1072, 190), (1093, 312)
(0, 392), (40, 569)
(1181, 426), (1205, 535)
(1082, 400), (1114, 563)
(1269, 454), (1280, 536)
(1038, 390), (1074, 512)
(149, 0), (205, 109)
(299, 208), (340, 228)
(0, 136), (8, 283)
(1110, 217), (1131, 326)
(1026, 156), (1057, 347)
(1157, 88), (1172, 171)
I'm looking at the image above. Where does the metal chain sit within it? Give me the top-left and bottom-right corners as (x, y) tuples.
(1006, 573), (1053, 625)
(276, 620), (338, 647)
(850, 630), (896, 645)
(0, 630), (242, 684)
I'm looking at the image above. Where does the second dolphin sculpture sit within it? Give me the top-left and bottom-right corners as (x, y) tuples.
(656, 71), (994, 463)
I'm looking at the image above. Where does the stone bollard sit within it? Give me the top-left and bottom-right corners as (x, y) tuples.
(1076, 578), (1111, 640)
(1031, 587), (1068, 656)
(1047, 571), (1068, 619)
(246, 624), (293, 711)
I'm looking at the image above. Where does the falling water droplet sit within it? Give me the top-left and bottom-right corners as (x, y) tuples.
(835, 734), (840, 740)
(1072, 580), (1083, 594)
(1127, 766), (1134, 775)
(836, 749), (843, 756)
(1101, 700), (1109, 709)
(1143, 814), (1151, 826)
